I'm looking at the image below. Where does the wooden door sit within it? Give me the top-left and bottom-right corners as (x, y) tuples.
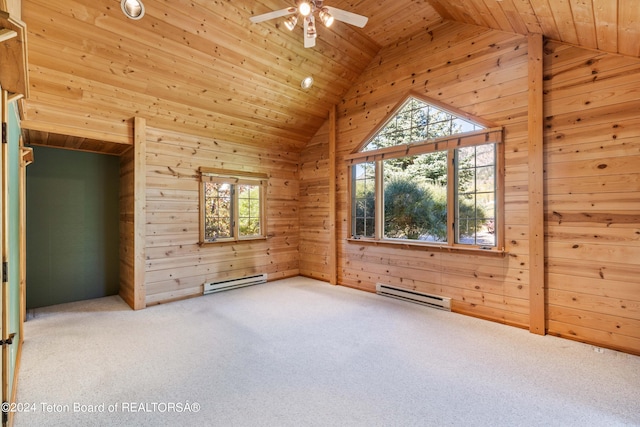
(1, 89), (24, 426)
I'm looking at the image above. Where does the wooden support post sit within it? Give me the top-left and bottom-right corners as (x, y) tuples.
(329, 105), (337, 285)
(528, 33), (545, 335)
(133, 117), (146, 309)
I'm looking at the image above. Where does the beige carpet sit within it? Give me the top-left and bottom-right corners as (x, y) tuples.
(14, 277), (640, 426)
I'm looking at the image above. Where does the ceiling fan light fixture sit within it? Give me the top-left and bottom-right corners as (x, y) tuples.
(301, 76), (314, 90)
(306, 18), (317, 38)
(299, 1), (312, 16)
(284, 15), (298, 31)
(121, 0), (145, 20)
(319, 7), (334, 27)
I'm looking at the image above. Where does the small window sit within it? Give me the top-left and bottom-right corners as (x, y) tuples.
(199, 168), (267, 244)
(347, 95), (503, 251)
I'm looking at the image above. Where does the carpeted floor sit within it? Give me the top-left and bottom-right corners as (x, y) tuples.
(14, 277), (640, 426)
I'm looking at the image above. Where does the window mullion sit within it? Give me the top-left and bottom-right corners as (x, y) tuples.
(447, 148), (456, 246)
(375, 160), (384, 240)
(232, 185), (238, 239)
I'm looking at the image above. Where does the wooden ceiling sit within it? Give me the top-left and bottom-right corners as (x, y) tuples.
(13, 0), (640, 155)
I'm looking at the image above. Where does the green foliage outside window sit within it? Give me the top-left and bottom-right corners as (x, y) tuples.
(351, 96), (496, 247)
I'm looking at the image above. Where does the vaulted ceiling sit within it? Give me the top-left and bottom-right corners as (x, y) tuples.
(11, 0), (640, 154)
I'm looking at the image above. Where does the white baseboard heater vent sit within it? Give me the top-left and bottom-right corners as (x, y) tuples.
(376, 283), (451, 311)
(204, 274), (267, 295)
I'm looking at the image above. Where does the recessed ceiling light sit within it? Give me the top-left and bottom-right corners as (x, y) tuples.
(301, 76), (314, 90)
(121, 0), (145, 20)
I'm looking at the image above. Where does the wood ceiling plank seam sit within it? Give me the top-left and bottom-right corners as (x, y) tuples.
(25, 95), (311, 150)
(26, 40), (330, 135)
(510, 0), (544, 34)
(363, 22), (494, 65)
(618, 0), (640, 57)
(23, 7), (350, 108)
(495, 0), (530, 34)
(149, 117), (310, 151)
(591, 0), (618, 54)
(153, 0), (379, 77)
(24, 20), (150, 93)
(568, 0), (598, 49)
(381, 42), (528, 100)
(529, 0), (562, 41)
(320, 0), (441, 48)
(426, 55), (529, 97)
(472, 0), (515, 32)
(352, 30), (525, 96)
(458, 0), (493, 29)
(245, 24), (379, 79)
(474, 0), (503, 29)
(23, 0), (436, 149)
(369, 12), (445, 48)
(26, 0), (364, 115)
(549, 0), (580, 45)
(357, 1), (439, 43)
(427, 0), (456, 21)
(437, 1), (479, 28)
(360, 20), (462, 65)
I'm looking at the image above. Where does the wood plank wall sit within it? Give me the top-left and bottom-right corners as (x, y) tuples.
(143, 126), (300, 305)
(301, 21), (640, 354)
(543, 41), (640, 355)
(300, 120), (332, 281)
(118, 146), (136, 308)
(302, 21), (533, 328)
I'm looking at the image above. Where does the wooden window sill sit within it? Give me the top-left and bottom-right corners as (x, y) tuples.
(199, 236), (267, 246)
(347, 238), (506, 257)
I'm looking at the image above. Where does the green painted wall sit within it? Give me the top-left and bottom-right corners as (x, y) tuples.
(26, 146), (120, 308)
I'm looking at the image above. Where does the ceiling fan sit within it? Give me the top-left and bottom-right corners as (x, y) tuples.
(250, 1), (369, 48)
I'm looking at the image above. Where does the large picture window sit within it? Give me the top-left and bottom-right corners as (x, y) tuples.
(198, 168), (267, 244)
(348, 95), (503, 251)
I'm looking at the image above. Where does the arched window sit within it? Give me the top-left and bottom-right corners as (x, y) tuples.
(347, 94), (504, 251)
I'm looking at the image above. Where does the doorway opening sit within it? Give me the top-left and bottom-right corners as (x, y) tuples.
(26, 146), (120, 309)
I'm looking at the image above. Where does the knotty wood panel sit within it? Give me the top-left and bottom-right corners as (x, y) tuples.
(301, 21), (531, 329)
(429, 0), (640, 58)
(543, 40), (640, 355)
(20, 0), (382, 153)
(143, 126), (300, 305)
(118, 117), (146, 310)
(119, 146), (136, 308)
(299, 120), (332, 280)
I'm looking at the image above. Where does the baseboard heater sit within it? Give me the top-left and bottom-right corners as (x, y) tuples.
(376, 283), (451, 311)
(203, 274), (267, 295)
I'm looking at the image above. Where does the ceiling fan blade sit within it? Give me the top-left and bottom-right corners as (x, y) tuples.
(250, 7), (296, 24)
(325, 6), (368, 28)
(304, 16), (316, 48)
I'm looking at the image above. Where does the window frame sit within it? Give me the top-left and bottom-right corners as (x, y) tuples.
(346, 95), (505, 255)
(198, 167), (268, 245)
